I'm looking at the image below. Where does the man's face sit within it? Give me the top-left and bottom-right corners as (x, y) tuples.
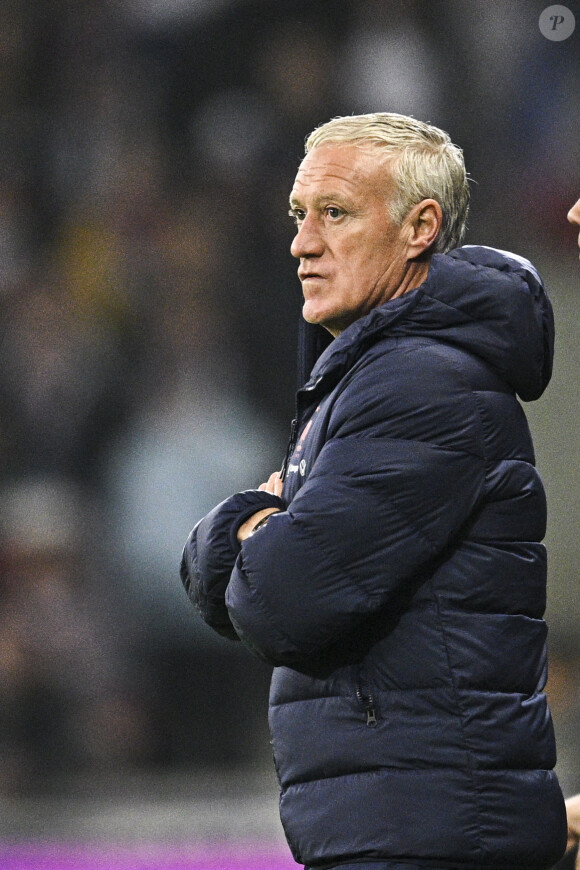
(568, 198), (580, 257)
(289, 144), (413, 336)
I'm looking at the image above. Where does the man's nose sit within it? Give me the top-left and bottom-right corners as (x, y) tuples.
(567, 199), (580, 226)
(291, 214), (324, 259)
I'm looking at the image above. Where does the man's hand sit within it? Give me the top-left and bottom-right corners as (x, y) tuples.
(259, 471), (283, 497)
(565, 794), (580, 861)
(236, 472), (283, 543)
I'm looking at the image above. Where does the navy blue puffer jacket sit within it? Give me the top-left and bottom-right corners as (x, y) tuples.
(181, 246), (567, 869)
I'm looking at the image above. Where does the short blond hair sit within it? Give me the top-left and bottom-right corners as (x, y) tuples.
(305, 112), (469, 254)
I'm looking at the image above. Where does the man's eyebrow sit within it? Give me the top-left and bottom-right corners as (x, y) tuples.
(289, 192), (351, 208)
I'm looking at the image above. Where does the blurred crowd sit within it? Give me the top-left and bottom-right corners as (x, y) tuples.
(0, 0), (578, 796)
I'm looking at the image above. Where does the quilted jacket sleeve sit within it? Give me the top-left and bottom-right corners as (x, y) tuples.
(225, 345), (489, 670)
(180, 489), (286, 640)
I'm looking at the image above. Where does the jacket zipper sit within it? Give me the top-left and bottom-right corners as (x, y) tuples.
(280, 376), (323, 482)
(356, 688), (377, 727)
(279, 417), (299, 482)
(355, 670), (378, 727)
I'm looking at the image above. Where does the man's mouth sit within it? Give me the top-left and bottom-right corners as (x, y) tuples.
(299, 271), (326, 281)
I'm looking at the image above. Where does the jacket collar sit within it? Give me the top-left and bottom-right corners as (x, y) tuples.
(301, 246), (553, 403)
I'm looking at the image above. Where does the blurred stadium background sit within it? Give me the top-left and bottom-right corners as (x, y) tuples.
(0, 0), (578, 866)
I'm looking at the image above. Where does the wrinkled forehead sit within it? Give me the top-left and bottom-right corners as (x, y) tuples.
(290, 143), (396, 204)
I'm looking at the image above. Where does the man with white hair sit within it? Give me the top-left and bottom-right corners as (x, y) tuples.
(181, 113), (567, 869)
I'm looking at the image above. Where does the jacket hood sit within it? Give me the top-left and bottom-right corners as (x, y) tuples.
(304, 245), (554, 402)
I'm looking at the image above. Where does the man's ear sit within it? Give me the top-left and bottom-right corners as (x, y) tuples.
(405, 199), (443, 259)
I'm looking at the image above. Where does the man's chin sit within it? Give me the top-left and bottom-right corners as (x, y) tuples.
(304, 304), (352, 337)
(302, 302), (326, 326)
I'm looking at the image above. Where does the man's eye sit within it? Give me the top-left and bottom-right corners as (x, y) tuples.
(288, 209), (305, 224)
(326, 207), (343, 220)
